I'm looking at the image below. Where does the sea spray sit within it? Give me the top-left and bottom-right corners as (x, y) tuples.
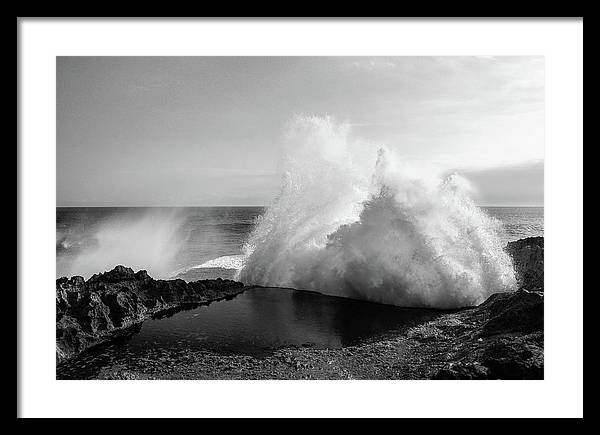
(239, 115), (516, 308)
(65, 208), (186, 280)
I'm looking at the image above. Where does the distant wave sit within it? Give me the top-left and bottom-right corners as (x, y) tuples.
(56, 230), (87, 252)
(170, 254), (247, 278)
(194, 254), (246, 270)
(56, 237), (73, 251)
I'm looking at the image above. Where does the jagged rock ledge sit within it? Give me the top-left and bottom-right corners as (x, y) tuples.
(506, 236), (544, 291)
(56, 266), (249, 363)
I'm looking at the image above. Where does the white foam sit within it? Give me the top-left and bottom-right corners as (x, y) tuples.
(194, 255), (247, 270)
(170, 254), (247, 278)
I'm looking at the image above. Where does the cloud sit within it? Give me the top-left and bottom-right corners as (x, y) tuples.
(458, 160), (544, 206)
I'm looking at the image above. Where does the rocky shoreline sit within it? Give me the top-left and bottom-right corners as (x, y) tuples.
(56, 266), (249, 363)
(56, 236), (544, 379)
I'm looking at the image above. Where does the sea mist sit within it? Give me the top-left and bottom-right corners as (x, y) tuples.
(58, 208), (185, 280)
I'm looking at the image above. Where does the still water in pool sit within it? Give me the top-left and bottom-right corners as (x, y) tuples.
(57, 287), (442, 379)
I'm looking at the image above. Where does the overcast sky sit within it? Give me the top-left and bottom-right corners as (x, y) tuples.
(57, 56), (544, 207)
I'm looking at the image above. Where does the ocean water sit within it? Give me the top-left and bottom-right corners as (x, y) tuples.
(56, 206), (543, 282)
(483, 206), (544, 245)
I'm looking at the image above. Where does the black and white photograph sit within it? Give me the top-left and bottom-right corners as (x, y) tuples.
(18, 18), (583, 418)
(54, 55), (546, 381)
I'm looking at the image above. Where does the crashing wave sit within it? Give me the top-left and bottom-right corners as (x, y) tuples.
(239, 115), (516, 309)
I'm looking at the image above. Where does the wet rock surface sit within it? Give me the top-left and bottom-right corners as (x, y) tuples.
(57, 237), (544, 379)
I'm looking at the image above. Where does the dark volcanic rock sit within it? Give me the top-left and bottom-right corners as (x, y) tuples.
(480, 333), (544, 379)
(506, 236), (544, 291)
(475, 289), (543, 379)
(480, 289), (543, 337)
(56, 266), (248, 363)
